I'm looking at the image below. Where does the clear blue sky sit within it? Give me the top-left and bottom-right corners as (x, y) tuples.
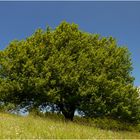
(0, 1), (139, 86)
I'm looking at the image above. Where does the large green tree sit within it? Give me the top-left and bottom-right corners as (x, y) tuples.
(0, 21), (139, 122)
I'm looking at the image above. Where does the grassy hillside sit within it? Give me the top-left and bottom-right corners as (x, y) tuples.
(0, 112), (140, 139)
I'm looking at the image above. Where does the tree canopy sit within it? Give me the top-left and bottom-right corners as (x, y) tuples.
(0, 21), (139, 122)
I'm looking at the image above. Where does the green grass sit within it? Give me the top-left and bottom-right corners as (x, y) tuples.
(0, 112), (140, 139)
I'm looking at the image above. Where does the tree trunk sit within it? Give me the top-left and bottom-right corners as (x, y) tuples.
(59, 103), (75, 121)
(62, 108), (75, 121)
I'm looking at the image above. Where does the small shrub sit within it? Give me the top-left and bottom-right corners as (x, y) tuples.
(91, 117), (139, 131)
(74, 116), (139, 132)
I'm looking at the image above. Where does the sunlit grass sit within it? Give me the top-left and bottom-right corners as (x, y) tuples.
(0, 112), (140, 139)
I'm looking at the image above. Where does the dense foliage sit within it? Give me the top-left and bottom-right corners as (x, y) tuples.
(0, 21), (139, 122)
